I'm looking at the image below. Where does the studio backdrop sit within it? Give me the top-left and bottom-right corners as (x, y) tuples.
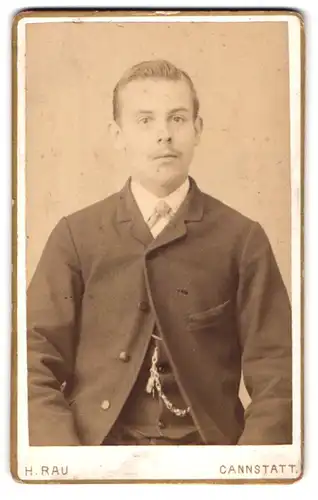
(25, 20), (291, 408)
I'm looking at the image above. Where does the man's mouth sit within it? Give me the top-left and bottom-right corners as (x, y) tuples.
(153, 152), (179, 160)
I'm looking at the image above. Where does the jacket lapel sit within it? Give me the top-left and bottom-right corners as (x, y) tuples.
(116, 179), (154, 247)
(148, 177), (204, 252)
(116, 176), (205, 250)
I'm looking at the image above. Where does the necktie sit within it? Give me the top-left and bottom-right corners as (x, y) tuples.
(147, 200), (173, 230)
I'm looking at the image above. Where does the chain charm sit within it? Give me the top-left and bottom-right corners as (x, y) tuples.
(145, 345), (190, 418)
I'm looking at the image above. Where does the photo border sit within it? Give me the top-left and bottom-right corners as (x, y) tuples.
(11, 8), (305, 484)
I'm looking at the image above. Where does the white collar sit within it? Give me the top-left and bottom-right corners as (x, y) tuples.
(130, 177), (190, 223)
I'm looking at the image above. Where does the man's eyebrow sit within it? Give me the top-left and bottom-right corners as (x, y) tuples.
(135, 110), (154, 115)
(134, 107), (191, 116)
(168, 107), (191, 114)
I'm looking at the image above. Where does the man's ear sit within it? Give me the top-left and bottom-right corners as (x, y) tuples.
(108, 120), (125, 151)
(194, 116), (204, 146)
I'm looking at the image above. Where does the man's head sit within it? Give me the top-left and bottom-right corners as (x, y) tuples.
(109, 60), (203, 197)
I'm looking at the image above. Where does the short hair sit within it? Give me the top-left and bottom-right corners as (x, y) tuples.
(112, 59), (200, 123)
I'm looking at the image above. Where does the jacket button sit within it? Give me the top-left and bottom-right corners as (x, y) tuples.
(100, 400), (110, 411)
(138, 301), (150, 312)
(119, 351), (130, 362)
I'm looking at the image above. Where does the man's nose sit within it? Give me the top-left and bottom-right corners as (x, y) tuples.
(157, 124), (172, 144)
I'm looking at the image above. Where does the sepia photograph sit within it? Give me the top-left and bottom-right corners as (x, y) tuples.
(12, 9), (303, 483)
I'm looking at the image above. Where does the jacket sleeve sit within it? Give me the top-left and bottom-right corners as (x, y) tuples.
(27, 217), (84, 445)
(236, 222), (292, 445)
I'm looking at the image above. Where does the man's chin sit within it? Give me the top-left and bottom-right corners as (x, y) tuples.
(142, 174), (187, 197)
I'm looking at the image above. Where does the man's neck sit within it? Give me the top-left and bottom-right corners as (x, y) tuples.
(131, 177), (189, 199)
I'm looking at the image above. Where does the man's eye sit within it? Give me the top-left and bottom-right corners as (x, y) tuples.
(139, 117), (151, 124)
(172, 116), (185, 123)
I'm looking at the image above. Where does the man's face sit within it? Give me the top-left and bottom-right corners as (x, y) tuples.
(112, 78), (203, 196)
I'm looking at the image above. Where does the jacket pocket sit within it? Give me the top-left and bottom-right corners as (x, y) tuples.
(187, 299), (231, 331)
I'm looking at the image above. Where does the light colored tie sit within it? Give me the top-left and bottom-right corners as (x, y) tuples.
(147, 200), (173, 230)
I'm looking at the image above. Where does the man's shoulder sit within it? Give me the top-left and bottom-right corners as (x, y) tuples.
(200, 189), (255, 229)
(198, 190), (264, 252)
(65, 190), (121, 226)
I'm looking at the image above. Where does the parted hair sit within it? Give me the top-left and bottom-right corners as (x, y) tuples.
(112, 59), (200, 122)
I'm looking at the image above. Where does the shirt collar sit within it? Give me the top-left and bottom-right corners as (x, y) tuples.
(130, 177), (190, 223)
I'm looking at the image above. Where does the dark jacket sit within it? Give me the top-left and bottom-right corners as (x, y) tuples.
(27, 178), (292, 446)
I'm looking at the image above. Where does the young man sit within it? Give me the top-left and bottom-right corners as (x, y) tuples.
(27, 60), (292, 446)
